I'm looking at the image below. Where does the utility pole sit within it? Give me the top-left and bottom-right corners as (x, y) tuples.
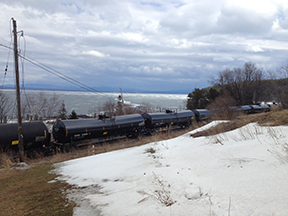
(12, 18), (25, 162)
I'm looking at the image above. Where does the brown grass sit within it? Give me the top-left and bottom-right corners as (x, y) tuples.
(0, 152), (14, 169)
(0, 163), (75, 216)
(192, 108), (288, 138)
(1, 126), (194, 168)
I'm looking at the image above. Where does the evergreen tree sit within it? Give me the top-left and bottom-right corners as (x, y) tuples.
(69, 110), (78, 119)
(186, 88), (208, 110)
(208, 88), (220, 101)
(186, 87), (220, 110)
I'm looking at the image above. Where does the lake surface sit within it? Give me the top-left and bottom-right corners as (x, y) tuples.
(3, 89), (188, 116)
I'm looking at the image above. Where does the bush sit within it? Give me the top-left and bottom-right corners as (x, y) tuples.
(207, 93), (237, 120)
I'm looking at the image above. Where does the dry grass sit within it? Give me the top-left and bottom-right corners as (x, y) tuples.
(1, 127), (192, 168)
(0, 152), (14, 169)
(0, 163), (75, 216)
(192, 108), (288, 138)
(256, 107), (288, 126)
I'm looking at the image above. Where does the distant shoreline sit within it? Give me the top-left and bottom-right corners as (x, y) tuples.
(1, 88), (189, 95)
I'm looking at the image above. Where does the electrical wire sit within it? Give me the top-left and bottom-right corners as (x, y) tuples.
(18, 53), (106, 95)
(1, 20), (13, 89)
(0, 16), (111, 120)
(18, 31), (34, 115)
(0, 41), (109, 120)
(0, 42), (107, 96)
(0, 35), (31, 116)
(18, 30), (25, 88)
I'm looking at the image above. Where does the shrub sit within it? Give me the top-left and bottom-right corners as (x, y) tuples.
(207, 93), (237, 120)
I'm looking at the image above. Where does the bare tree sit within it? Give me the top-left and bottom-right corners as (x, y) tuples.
(242, 62), (265, 104)
(96, 99), (117, 117)
(0, 91), (12, 123)
(275, 60), (288, 108)
(264, 61), (288, 108)
(22, 91), (61, 120)
(214, 62), (264, 105)
(47, 93), (60, 118)
(35, 91), (47, 120)
(23, 91), (47, 120)
(279, 60), (288, 78)
(138, 102), (154, 113)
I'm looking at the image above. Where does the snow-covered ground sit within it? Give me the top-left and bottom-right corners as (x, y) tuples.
(53, 121), (288, 216)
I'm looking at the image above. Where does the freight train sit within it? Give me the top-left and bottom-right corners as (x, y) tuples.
(0, 104), (270, 153)
(53, 109), (206, 147)
(1, 109), (207, 153)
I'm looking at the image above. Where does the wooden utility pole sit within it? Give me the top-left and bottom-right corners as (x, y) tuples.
(12, 18), (25, 162)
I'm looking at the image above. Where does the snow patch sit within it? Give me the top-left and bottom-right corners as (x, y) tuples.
(53, 122), (288, 215)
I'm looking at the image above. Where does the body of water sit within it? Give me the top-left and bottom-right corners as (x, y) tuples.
(3, 89), (188, 117)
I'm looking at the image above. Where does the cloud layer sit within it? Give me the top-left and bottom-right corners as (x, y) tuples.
(0, 0), (288, 93)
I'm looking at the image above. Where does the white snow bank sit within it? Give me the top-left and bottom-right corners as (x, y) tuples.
(188, 120), (229, 135)
(54, 122), (288, 216)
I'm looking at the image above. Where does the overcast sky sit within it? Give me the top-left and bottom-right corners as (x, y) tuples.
(0, 0), (288, 93)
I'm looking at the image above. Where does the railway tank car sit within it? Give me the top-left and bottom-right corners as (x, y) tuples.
(249, 104), (270, 113)
(141, 110), (194, 131)
(141, 112), (177, 129)
(237, 104), (271, 114)
(52, 113), (145, 145)
(192, 109), (213, 122)
(175, 110), (195, 127)
(0, 121), (50, 152)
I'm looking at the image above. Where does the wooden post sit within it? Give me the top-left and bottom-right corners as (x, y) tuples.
(12, 18), (24, 162)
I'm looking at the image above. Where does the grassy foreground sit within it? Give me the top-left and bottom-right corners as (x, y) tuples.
(0, 127), (190, 215)
(0, 108), (287, 215)
(0, 162), (74, 216)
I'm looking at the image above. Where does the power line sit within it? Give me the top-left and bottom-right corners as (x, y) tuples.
(0, 42), (106, 96)
(19, 54), (106, 95)
(18, 31), (26, 88)
(0, 43), (12, 50)
(1, 29), (13, 88)
(0, 42), (18, 119)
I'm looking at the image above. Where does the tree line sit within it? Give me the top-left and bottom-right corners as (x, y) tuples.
(187, 61), (288, 110)
(0, 91), (79, 123)
(0, 90), (158, 123)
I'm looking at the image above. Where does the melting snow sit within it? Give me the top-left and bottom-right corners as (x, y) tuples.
(53, 121), (288, 215)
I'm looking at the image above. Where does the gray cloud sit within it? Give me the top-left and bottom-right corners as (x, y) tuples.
(1, 0), (288, 93)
